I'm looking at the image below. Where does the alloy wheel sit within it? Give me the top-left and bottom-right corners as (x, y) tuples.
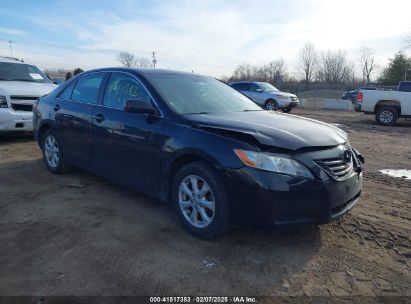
(178, 175), (215, 228)
(266, 101), (277, 111)
(44, 135), (60, 168)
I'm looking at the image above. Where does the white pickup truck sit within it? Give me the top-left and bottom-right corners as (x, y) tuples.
(355, 81), (411, 126)
(0, 57), (56, 132)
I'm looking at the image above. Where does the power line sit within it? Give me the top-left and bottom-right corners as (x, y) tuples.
(0, 37), (162, 55)
(0, 38), (92, 51)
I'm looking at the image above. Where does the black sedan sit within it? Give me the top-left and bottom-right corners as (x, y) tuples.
(33, 68), (363, 239)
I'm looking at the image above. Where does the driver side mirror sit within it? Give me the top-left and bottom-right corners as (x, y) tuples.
(124, 99), (155, 115)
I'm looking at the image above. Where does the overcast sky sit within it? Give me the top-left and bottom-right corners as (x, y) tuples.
(0, 0), (410, 78)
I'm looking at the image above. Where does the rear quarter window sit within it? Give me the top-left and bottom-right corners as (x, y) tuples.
(71, 73), (105, 104)
(58, 81), (76, 100)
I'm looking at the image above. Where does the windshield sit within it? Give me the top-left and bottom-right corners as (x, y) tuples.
(149, 75), (262, 114)
(0, 62), (50, 83)
(258, 82), (279, 92)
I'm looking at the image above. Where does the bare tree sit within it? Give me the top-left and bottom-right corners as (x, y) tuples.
(117, 51), (151, 68)
(230, 60), (288, 83)
(298, 42), (317, 84)
(358, 46), (376, 83)
(317, 50), (353, 85)
(264, 59), (288, 83)
(44, 68), (70, 74)
(135, 57), (151, 68)
(231, 63), (254, 81)
(117, 51), (136, 67)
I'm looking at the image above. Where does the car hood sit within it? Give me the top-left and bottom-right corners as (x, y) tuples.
(0, 81), (57, 97)
(187, 111), (347, 151)
(270, 91), (297, 98)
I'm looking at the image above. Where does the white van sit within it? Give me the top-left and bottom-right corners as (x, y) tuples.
(0, 57), (57, 132)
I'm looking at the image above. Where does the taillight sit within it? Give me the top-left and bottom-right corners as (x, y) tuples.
(357, 91), (363, 102)
(33, 99), (40, 112)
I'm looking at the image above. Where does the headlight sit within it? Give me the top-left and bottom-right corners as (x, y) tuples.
(277, 95), (289, 100)
(234, 149), (314, 179)
(0, 96), (8, 108)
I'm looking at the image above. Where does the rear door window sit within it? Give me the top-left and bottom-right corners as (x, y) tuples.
(71, 73), (105, 104)
(233, 83), (250, 91)
(231, 83), (242, 91)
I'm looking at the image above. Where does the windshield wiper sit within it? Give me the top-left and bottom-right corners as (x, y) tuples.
(7, 79), (39, 82)
(184, 112), (209, 115)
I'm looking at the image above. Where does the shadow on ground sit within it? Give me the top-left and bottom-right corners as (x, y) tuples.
(0, 158), (321, 295)
(0, 133), (34, 143)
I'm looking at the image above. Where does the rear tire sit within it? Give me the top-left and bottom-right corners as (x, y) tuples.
(172, 161), (230, 239)
(41, 129), (70, 174)
(375, 106), (398, 126)
(265, 99), (278, 111)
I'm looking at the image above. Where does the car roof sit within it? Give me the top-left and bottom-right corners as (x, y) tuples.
(0, 56), (27, 64)
(82, 67), (203, 77)
(230, 81), (259, 84)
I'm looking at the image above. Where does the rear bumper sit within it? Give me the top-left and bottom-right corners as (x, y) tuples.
(222, 167), (362, 227)
(0, 109), (33, 132)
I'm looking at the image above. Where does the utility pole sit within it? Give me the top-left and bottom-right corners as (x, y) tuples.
(152, 51), (157, 69)
(9, 40), (13, 57)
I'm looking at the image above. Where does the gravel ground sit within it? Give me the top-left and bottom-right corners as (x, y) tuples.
(0, 109), (410, 298)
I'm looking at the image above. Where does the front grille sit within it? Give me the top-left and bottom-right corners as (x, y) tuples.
(316, 155), (353, 180)
(11, 103), (33, 112)
(10, 96), (39, 101)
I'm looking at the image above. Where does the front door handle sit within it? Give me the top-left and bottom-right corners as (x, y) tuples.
(93, 113), (105, 123)
(53, 104), (60, 112)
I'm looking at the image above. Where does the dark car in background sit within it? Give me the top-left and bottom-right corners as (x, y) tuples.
(397, 81), (411, 92)
(342, 87), (377, 103)
(33, 68), (363, 239)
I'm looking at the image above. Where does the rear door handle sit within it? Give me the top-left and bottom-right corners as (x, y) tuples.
(53, 104), (60, 111)
(93, 113), (105, 123)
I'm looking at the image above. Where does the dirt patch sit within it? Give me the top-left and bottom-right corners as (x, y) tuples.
(0, 109), (410, 296)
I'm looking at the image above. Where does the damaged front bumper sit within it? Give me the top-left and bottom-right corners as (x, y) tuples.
(221, 146), (364, 227)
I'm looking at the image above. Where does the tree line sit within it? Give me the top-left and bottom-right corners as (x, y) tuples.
(46, 33), (410, 87)
(225, 37), (411, 87)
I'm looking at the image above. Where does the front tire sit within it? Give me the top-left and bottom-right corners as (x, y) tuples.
(172, 161), (230, 239)
(41, 129), (70, 174)
(375, 106), (398, 126)
(265, 99), (278, 111)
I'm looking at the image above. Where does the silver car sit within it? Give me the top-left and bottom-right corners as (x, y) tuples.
(230, 81), (299, 112)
